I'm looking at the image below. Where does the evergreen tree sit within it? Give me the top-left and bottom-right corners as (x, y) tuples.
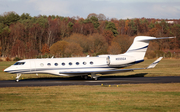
(106, 22), (118, 36)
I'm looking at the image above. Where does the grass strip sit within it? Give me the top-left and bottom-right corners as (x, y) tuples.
(0, 83), (180, 112)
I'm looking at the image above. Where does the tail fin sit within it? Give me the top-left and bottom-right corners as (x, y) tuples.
(124, 36), (175, 61)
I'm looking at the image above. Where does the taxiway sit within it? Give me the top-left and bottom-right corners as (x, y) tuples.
(0, 76), (180, 87)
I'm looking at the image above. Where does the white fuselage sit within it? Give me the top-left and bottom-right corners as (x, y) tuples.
(4, 55), (138, 76)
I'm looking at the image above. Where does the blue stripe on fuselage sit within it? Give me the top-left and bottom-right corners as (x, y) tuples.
(129, 45), (148, 51)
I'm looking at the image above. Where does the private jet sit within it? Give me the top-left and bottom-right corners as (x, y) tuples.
(4, 36), (175, 82)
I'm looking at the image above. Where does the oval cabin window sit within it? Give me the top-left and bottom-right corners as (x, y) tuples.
(83, 62), (87, 65)
(90, 61), (93, 65)
(76, 62), (79, 65)
(69, 62), (72, 66)
(47, 63), (51, 66)
(40, 63), (44, 67)
(62, 63), (65, 66)
(54, 63), (58, 66)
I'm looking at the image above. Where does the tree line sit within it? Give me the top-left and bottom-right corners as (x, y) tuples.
(0, 12), (180, 60)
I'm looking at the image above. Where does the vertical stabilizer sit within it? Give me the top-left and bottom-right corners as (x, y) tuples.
(124, 36), (175, 61)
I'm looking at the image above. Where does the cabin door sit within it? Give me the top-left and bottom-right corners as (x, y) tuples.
(30, 61), (36, 72)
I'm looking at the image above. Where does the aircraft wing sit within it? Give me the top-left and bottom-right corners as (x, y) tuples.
(59, 57), (163, 75)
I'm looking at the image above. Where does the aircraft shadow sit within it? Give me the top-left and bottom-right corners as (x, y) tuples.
(101, 73), (148, 78)
(19, 73), (148, 82)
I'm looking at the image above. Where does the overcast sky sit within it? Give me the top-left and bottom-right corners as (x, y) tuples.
(0, 0), (180, 19)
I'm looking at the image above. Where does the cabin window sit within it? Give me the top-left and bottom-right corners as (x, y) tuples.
(54, 63), (58, 66)
(76, 62), (79, 65)
(62, 62), (65, 66)
(69, 62), (72, 66)
(14, 62), (25, 65)
(83, 62), (86, 65)
(47, 63), (51, 66)
(40, 63), (44, 67)
(90, 61), (93, 65)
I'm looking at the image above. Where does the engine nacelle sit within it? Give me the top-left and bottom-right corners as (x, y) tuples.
(98, 55), (135, 67)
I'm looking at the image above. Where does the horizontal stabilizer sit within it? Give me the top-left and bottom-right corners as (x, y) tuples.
(146, 57), (163, 69)
(144, 37), (176, 41)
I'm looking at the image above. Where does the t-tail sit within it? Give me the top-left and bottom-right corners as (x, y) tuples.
(123, 36), (175, 61)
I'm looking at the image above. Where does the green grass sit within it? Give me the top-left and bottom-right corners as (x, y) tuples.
(0, 59), (180, 80)
(0, 83), (180, 112)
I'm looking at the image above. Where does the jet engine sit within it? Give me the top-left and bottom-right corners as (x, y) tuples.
(99, 55), (136, 67)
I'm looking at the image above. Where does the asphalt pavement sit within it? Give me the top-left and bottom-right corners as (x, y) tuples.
(0, 76), (180, 87)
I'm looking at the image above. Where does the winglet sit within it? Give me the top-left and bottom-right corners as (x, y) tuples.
(146, 57), (163, 69)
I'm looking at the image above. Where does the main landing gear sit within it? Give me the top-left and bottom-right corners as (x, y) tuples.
(81, 74), (99, 80)
(16, 73), (21, 82)
(81, 75), (88, 80)
(91, 73), (99, 81)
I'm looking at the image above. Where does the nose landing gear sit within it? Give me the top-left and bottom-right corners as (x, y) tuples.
(16, 73), (21, 82)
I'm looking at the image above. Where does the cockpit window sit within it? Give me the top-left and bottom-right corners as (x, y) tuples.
(14, 62), (25, 65)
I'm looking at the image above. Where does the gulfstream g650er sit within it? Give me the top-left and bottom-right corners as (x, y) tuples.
(4, 36), (175, 82)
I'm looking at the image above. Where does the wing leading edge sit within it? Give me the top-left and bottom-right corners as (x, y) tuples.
(59, 57), (163, 75)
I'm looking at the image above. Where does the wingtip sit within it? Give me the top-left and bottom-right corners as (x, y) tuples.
(155, 37), (176, 40)
(146, 57), (163, 69)
(169, 36), (176, 39)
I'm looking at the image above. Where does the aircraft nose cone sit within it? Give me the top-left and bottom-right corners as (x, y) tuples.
(4, 68), (9, 72)
(4, 68), (7, 72)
